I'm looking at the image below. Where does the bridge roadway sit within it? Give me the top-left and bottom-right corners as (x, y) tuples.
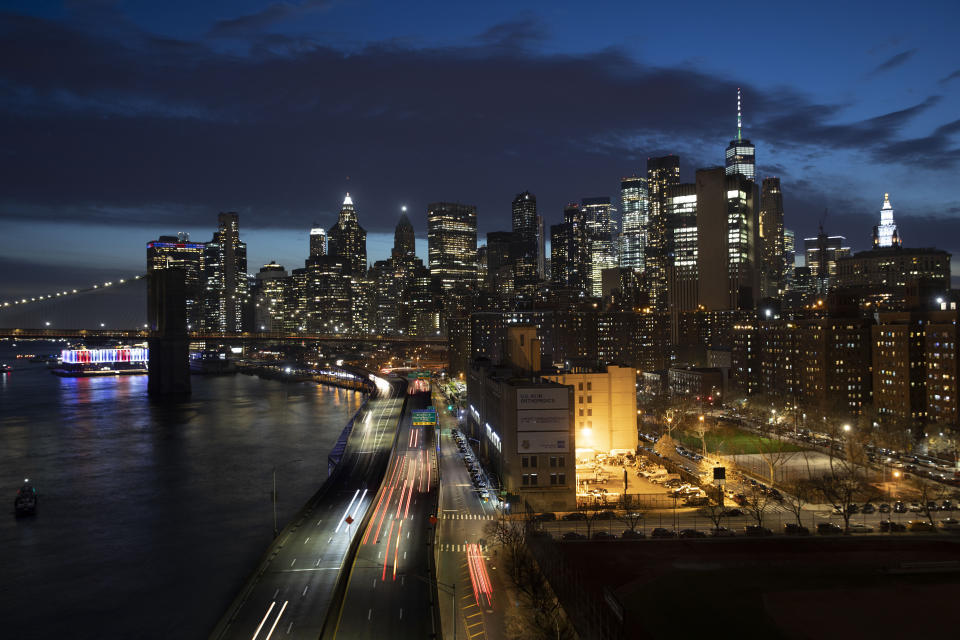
(210, 377), (408, 640)
(330, 392), (440, 639)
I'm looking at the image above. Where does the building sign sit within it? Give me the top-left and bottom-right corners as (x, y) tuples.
(485, 423), (502, 452)
(517, 431), (569, 453)
(517, 388), (568, 410)
(412, 408), (437, 426)
(516, 409), (569, 432)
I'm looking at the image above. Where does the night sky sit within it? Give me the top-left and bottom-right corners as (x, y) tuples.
(1, 0), (959, 301)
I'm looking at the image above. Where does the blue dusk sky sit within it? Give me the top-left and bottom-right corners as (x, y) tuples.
(1, 0), (959, 301)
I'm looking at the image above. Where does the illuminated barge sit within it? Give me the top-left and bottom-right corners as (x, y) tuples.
(52, 347), (149, 377)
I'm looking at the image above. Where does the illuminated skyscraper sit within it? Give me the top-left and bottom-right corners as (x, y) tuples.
(327, 193), (367, 275)
(582, 196), (618, 297)
(759, 177), (785, 297)
(511, 191), (538, 291)
(646, 155), (681, 309)
(725, 89), (756, 181)
(873, 193), (902, 248)
(536, 214), (545, 280)
(619, 175), (648, 271)
(202, 212), (248, 332)
(309, 225), (327, 258)
(253, 262), (287, 332)
(804, 229), (850, 294)
(393, 207), (416, 259)
(427, 202), (478, 293)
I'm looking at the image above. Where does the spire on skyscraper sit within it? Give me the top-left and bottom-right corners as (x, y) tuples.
(737, 87), (742, 142)
(873, 192), (901, 248)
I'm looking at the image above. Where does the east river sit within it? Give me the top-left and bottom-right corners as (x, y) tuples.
(0, 342), (365, 639)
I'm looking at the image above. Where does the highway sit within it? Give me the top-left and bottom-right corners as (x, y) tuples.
(211, 376), (406, 640)
(332, 391), (440, 639)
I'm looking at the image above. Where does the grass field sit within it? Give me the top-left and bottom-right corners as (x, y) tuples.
(674, 425), (804, 456)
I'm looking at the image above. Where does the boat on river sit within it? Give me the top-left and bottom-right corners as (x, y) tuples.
(14, 479), (37, 516)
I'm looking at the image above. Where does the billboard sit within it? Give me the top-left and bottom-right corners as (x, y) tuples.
(516, 388), (568, 410)
(517, 431), (569, 454)
(516, 409), (569, 432)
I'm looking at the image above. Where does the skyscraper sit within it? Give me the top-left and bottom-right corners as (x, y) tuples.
(783, 228), (796, 288)
(253, 262), (287, 332)
(619, 175), (648, 272)
(511, 191), (538, 291)
(486, 231), (520, 291)
(393, 206), (416, 259)
(725, 89), (756, 181)
(327, 193), (367, 275)
(804, 229), (851, 294)
(309, 225), (327, 258)
(202, 212), (248, 332)
(665, 183), (698, 315)
(759, 177), (785, 298)
(536, 214), (545, 280)
(646, 155), (681, 309)
(873, 193), (902, 248)
(582, 196), (618, 297)
(427, 202), (478, 293)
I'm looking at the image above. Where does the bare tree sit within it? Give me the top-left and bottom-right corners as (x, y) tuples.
(782, 477), (816, 527)
(743, 484), (773, 528)
(619, 506), (645, 533)
(914, 480), (949, 525)
(813, 467), (861, 532)
(698, 486), (727, 533)
(755, 434), (791, 484)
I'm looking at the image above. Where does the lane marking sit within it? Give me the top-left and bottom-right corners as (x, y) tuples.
(302, 585), (309, 597)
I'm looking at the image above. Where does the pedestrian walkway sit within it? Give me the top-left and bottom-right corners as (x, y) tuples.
(438, 543), (490, 552)
(440, 513), (496, 520)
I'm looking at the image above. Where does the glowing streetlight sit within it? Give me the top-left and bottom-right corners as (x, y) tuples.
(843, 424), (851, 432)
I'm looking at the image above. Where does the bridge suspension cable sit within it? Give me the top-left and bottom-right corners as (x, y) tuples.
(1, 274), (147, 309)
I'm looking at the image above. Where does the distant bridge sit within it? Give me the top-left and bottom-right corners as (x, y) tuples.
(0, 328), (446, 345)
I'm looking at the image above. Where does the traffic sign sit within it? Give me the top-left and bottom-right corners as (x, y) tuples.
(345, 515), (354, 525)
(413, 408), (438, 425)
(713, 467), (726, 485)
(428, 515), (437, 525)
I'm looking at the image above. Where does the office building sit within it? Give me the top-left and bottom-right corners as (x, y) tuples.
(619, 176), (648, 272)
(783, 228), (796, 288)
(835, 247), (950, 309)
(327, 194), (367, 276)
(427, 202), (478, 293)
(146, 233), (205, 330)
(582, 197), (618, 297)
(725, 88), (756, 181)
(512, 191), (539, 291)
(253, 262), (287, 332)
(646, 156), (681, 310)
(309, 225), (327, 258)
(202, 212), (248, 333)
(759, 177), (785, 298)
(665, 183), (698, 316)
(550, 204), (590, 292)
(804, 230), (851, 293)
(536, 214), (546, 280)
(304, 254), (351, 333)
(873, 193), (902, 249)
(392, 208), (416, 260)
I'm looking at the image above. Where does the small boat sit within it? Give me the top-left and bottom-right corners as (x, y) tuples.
(0, 364), (11, 373)
(14, 479), (37, 516)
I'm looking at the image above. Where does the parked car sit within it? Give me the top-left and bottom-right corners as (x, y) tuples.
(710, 526), (736, 537)
(595, 510), (617, 520)
(817, 522), (843, 535)
(733, 494), (748, 506)
(562, 512), (588, 521)
(909, 502), (923, 513)
(938, 517), (960, 531)
(783, 523), (810, 536)
(531, 512), (556, 522)
(561, 531), (586, 541)
(879, 503), (892, 514)
(878, 520), (906, 532)
(592, 531), (617, 541)
(847, 523), (874, 534)
(621, 529), (645, 539)
(894, 501), (907, 513)
(678, 529), (706, 538)
(861, 503), (876, 514)
(744, 525), (773, 537)
(650, 527), (676, 538)
(908, 520), (935, 532)
(721, 508), (744, 518)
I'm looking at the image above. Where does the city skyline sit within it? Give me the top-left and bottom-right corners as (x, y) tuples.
(2, 1), (960, 297)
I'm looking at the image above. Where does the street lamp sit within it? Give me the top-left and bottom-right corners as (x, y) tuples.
(272, 458), (303, 537)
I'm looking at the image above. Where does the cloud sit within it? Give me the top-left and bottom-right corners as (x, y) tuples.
(940, 69), (960, 85)
(208, 0), (334, 38)
(869, 48), (918, 75)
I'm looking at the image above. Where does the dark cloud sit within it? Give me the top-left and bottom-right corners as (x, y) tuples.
(869, 48), (918, 75)
(0, 12), (955, 250)
(207, 0), (334, 38)
(940, 69), (960, 84)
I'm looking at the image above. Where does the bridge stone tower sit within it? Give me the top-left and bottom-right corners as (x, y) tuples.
(148, 268), (191, 396)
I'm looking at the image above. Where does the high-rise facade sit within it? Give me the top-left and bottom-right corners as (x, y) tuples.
(665, 184), (698, 315)
(619, 175), (648, 272)
(536, 214), (545, 280)
(646, 156), (681, 310)
(327, 194), (367, 276)
(582, 197), (618, 297)
(393, 208), (416, 259)
(511, 191), (539, 291)
(759, 177), (785, 298)
(725, 89), (756, 181)
(873, 193), (902, 248)
(202, 212), (248, 333)
(146, 233), (205, 330)
(309, 225), (327, 258)
(253, 262), (287, 331)
(783, 228), (796, 288)
(427, 202), (478, 293)
(804, 230), (851, 293)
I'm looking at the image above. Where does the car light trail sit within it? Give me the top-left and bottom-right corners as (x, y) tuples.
(263, 600), (288, 640)
(467, 544), (493, 608)
(251, 601), (275, 640)
(335, 489), (360, 532)
(382, 519), (395, 581)
(393, 521), (403, 581)
(364, 459), (401, 545)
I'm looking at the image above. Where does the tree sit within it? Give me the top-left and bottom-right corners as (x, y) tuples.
(698, 486), (727, 533)
(619, 505), (645, 533)
(755, 434), (791, 484)
(914, 479), (950, 525)
(782, 477), (816, 527)
(743, 483), (773, 528)
(813, 466), (862, 532)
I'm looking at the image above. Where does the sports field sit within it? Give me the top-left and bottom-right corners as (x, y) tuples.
(675, 425), (804, 456)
